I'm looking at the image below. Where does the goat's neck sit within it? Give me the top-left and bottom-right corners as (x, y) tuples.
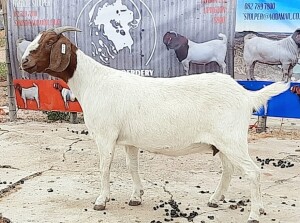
(67, 49), (112, 103)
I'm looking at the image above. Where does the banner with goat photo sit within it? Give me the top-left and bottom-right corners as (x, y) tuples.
(234, 0), (300, 118)
(8, 0), (235, 112)
(6, 0), (300, 118)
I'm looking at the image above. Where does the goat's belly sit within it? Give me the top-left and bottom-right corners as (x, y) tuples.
(140, 143), (213, 157)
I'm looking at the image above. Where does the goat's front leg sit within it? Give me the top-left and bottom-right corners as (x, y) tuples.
(182, 60), (190, 75)
(22, 98), (27, 108)
(94, 139), (116, 211)
(246, 62), (256, 80)
(35, 97), (40, 109)
(208, 152), (234, 207)
(125, 146), (144, 206)
(281, 63), (292, 82)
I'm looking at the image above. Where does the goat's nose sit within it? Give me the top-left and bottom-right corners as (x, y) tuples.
(22, 58), (29, 64)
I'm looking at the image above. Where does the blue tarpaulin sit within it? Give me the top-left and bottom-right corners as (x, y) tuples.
(238, 81), (300, 118)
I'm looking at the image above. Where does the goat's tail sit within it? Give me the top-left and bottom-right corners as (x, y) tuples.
(218, 33), (227, 44)
(249, 82), (290, 111)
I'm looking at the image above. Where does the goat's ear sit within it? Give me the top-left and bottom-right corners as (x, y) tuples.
(46, 37), (71, 72)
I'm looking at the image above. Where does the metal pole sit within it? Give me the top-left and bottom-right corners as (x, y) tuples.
(70, 112), (78, 124)
(256, 116), (267, 133)
(1, 0), (17, 121)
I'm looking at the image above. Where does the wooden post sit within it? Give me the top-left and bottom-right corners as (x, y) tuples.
(256, 116), (267, 133)
(70, 112), (78, 124)
(1, 0), (17, 121)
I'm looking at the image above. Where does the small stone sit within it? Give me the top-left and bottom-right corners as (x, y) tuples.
(47, 188), (53, 192)
(84, 208), (87, 211)
(291, 204), (296, 207)
(229, 204), (238, 210)
(240, 208), (244, 212)
(228, 199), (236, 203)
(207, 215), (214, 220)
(271, 219), (276, 221)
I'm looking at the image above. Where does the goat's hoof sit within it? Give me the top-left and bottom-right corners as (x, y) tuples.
(207, 202), (219, 208)
(93, 204), (106, 211)
(129, 200), (142, 206)
(247, 220), (259, 223)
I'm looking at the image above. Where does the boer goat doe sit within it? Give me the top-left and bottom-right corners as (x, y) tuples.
(243, 29), (300, 81)
(21, 26), (289, 223)
(163, 31), (227, 75)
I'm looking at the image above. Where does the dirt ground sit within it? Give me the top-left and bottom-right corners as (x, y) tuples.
(0, 33), (300, 223)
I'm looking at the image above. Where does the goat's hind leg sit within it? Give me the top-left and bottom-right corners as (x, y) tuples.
(94, 138), (116, 211)
(217, 61), (227, 74)
(125, 146), (144, 206)
(208, 152), (234, 208)
(225, 145), (264, 223)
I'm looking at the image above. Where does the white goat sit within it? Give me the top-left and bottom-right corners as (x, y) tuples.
(243, 29), (300, 82)
(15, 83), (40, 109)
(16, 38), (31, 79)
(163, 32), (227, 74)
(53, 83), (76, 109)
(21, 26), (290, 223)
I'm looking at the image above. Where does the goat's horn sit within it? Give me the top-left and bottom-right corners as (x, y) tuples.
(50, 26), (82, 34)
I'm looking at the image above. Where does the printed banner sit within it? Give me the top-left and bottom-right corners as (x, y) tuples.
(236, 0), (300, 32)
(14, 80), (82, 112)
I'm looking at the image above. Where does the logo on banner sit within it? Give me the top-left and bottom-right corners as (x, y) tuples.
(76, 0), (156, 66)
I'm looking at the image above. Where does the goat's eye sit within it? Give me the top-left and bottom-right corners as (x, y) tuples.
(46, 42), (52, 47)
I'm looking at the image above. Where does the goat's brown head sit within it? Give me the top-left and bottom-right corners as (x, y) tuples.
(21, 26), (82, 83)
(14, 83), (22, 95)
(292, 29), (300, 47)
(163, 31), (188, 50)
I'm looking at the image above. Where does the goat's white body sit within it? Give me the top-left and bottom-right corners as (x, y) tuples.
(61, 88), (76, 108)
(182, 33), (227, 74)
(70, 51), (247, 153)
(244, 35), (300, 81)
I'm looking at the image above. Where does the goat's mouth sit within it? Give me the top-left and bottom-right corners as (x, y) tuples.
(22, 64), (37, 74)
